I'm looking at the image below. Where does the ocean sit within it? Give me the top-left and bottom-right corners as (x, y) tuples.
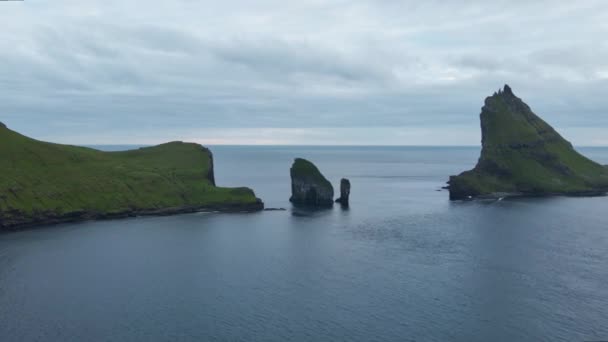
(1, 146), (607, 341)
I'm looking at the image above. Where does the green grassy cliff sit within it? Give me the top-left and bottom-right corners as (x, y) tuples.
(0, 123), (262, 229)
(449, 85), (608, 199)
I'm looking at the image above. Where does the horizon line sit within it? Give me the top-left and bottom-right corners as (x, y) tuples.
(82, 143), (608, 148)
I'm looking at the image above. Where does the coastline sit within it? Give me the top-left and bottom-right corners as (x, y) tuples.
(0, 199), (264, 232)
(450, 190), (608, 201)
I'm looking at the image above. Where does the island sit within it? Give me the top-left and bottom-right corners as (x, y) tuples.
(0, 122), (263, 230)
(289, 158), (334, 207)
(448, 85), (608, 200)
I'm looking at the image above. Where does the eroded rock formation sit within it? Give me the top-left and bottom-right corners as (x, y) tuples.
(335, 178), (351, 206)
(289, 158), (334, 207)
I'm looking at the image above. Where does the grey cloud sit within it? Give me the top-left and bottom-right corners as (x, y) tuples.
(0, 0), (607, 145)
(206, 37), (394, 83)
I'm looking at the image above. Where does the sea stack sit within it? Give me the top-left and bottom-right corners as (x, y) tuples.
(335, 178), (351, 206)
(289, 158), (334, 207)
(448, 85), (608, 200)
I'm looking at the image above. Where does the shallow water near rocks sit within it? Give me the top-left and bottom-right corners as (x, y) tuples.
(1, 146), (608, 341)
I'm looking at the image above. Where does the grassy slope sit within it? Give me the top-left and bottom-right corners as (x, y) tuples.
(0, 124), (259, 223)
(450, 86), (608, 197)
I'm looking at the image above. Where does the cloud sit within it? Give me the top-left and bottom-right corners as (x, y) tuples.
(0, 0), (607, 145)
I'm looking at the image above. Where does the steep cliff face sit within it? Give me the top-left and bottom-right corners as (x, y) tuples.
(289, 158), (334, 207)
(449, 85), (608, 200)
(205, 147), (216, 186)
(0, 123), (263, 230)
(335, 178), (351, 206)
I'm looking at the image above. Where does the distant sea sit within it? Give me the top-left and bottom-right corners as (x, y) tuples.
(1, 146), (607, 342)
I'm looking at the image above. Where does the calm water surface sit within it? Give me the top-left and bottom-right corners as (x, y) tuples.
(1, 146), (608, 341)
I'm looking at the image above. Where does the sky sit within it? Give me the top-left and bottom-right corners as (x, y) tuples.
(1, 0), (607, 145)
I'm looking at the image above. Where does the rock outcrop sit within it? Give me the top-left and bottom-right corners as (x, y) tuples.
(289, 158), (334, 207)
(335, 178), (351, 206)
(448, 85), (608, 200)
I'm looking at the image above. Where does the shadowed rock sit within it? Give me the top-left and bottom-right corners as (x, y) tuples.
(335, 178), (351, 206)
(448, 85), (608, 200)
(289, 158), (334, 207)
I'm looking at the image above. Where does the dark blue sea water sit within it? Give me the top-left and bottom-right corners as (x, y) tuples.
(1, 146), (608, 342)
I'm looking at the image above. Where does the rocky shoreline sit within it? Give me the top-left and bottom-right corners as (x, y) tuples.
(452, 190), (608, 201)
(0, 199), (264, 232)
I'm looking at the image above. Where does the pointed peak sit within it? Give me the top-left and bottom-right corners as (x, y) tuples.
(492, 84), (514, 99)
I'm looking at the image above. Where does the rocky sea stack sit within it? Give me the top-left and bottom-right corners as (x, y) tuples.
(0, 123), (263, 230)
(289, 158), (334, 207)
(449, 85), (608, 200)
(335, 178), (351, 206)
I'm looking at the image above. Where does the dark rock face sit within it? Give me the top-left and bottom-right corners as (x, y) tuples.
(204, 147), (216, 186)
(0, 122), (5, 129)
(335, 178), (351, 206)
(289, 158), (334, 207)
(448, 85), (608, 200)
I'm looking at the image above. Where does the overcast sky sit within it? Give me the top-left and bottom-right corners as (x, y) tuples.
(1, 0), (607, 145)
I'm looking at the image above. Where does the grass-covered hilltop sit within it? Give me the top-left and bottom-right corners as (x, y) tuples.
(449, 85), (608, 200)
(0, 122), (263, 230)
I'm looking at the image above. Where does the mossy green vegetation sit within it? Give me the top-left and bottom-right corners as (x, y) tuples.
(0, 123), (262, 229)
(449, 85), (608, 199)
(290, 158), (333, 189)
